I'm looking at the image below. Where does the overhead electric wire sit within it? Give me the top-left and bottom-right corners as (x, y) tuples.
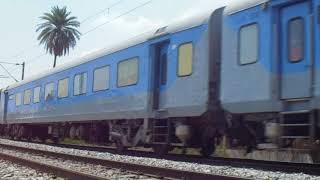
(0, 75), (9, 79)
(5, 0), (127, 65)
(9, 44), (39, 59)
(6, 0), (154, 80)
(0, 61), (21, 65)
(83, 0), (152, 36)
(9, 53), (46, 73)
(6, 64), (22, 72)
(0, 64), (18, 82)
(0, 61), (22, 76)
(81, 0), (125, 23)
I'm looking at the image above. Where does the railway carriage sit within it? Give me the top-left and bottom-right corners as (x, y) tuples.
(0, 0), (319, 163)
(221, 0), (320, 162)
(0, 10), (218, 153)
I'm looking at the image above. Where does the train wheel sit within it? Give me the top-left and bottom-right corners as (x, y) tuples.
(51, 137), (60, 144)
(200, 125), (217, 157)
(152, 144), (169, 156)
(17, 126), (25, 140)
(40, 137), (47, 143)
(69, 125), (76, 139)
(10, 125), (18, 140)
(76, 125), (86, 140)
(26, 126), (33, 142)
(200, 138), (215, 157)
(115, 139), (126, 153)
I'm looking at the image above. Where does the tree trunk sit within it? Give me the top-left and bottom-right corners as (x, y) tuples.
(53, 55), (57, 68)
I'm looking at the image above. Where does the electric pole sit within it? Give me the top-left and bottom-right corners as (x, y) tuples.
(21, 62), (25, 80)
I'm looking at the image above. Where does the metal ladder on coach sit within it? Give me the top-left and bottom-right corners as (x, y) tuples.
(152, 119), (170, 145)
(280, 110), (315, 149)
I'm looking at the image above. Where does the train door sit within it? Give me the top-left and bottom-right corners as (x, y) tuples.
(153, 42), (169, 111)
(280, 2), (313, 99)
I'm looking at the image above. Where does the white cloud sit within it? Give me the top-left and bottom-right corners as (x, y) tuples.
(92, 14), (164, 37)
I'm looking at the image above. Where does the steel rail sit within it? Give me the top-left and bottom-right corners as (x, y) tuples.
(0, 151), (109, 180)
(41, 142), (320, 176)
(0, 142), (242, 180)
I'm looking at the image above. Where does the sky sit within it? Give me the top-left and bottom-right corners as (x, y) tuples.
(0, 0), (233, 88)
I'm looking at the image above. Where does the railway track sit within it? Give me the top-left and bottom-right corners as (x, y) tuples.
(0, 141), (240, 180)
(26, 141), (320, 176)
(0, 151), (106, 180)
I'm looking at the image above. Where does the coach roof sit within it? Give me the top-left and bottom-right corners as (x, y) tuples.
(8, 9), (216, 90)
(225, 0), (268, 15)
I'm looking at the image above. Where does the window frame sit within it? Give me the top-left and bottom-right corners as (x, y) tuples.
(33, 86), (41, 104)
(287, 17), (305, 63)
(23, 89), (32, 105)
(238, 22), (259, 66)
(15, 92), (22, 107)
(177, 42), (194, 77)
(117, 57), (139, 88)
(45, 82), (55, 102)
(58, 77), (69, 99)
(74, 72), (88, 96)
(93, 65), (110, 92)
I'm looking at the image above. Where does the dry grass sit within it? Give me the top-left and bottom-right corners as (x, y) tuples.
(61, 138), (86, 145)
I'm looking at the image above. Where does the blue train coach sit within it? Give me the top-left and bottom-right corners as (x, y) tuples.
(0, 0), (319, 163)
(0, 8), (218, 155)
(221, 0), (320, 163)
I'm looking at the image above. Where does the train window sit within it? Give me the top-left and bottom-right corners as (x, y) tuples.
(23, 89), (32, 105)
(9, 95), (14, 100)
(93, 66), (109, 92)
(74, 72), (87, 95)
(58, 78), (69, 98)
(178, 43), (193, 76)
(118, 57), (139, 87)
(33, 87), (41, 103)
(288, 18), (304, 62)
(239, 23), (258, 65)
(45, 83), (55, 101)
(15, 93), (22, 106)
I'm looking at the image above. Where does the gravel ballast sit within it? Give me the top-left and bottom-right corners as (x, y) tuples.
(0, 147), (159, 180)
(0, 139), (319, 180)
(0, 159), (60, 180)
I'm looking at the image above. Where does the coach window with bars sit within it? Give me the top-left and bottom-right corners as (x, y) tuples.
(58, 78), (69, 98)
(93, 66), (110, 92)
(178, 43), (193, 76)
(239, 23), (259, 65)
(33, 87), (41, 103)
(288, 17), (304, 62)
(45, 83), (55, 101)
(118, 57), (139, 87)
(15, 93), (22, 106)
(23, 89), (32, 105)
(9, 95), (14, 100)
(74, 72), (88, 95)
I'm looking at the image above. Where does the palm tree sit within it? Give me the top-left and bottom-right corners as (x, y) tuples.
(36, 6), (81, 68)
